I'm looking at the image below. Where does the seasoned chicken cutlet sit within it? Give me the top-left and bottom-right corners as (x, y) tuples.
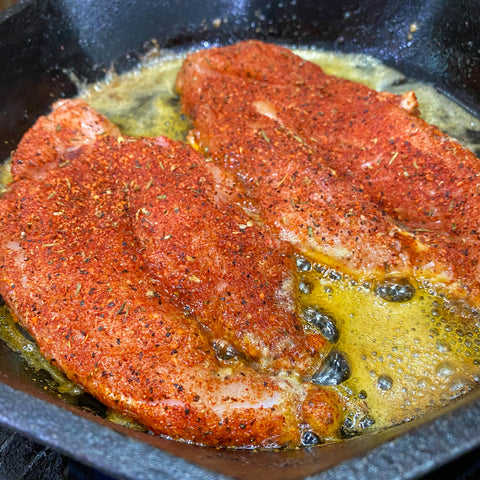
(176, 40), (480, 302)
(0, 99), (343, 447)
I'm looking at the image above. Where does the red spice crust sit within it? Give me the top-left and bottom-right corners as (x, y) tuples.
(0, 100), (342, 448)
(176, 40), (480, 302)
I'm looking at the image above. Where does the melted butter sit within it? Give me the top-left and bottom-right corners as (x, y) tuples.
(0, 46), (479, 440)
(0, 158), (11, 193)
(80, 52), (192, 140)
(296, 265), (480, 432)
(296, 50), (407, 91)
(0, 305), (82, 395)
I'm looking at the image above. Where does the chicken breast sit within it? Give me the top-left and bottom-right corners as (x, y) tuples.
(176, 40), (480, 302)
(0, 99), (343, 448)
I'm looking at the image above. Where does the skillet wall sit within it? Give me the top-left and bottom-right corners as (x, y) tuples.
(1, 0), (480, 163)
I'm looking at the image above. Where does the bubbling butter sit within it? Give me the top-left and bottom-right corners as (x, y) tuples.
(295, 258), (480, 433)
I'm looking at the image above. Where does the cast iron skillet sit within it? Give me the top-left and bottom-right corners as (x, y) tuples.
(1, 1), (480, 479)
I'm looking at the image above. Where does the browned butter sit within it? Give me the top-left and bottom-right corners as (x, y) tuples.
(1, 45), (480, 440)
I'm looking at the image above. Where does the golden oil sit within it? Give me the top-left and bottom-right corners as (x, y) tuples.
(295, 259), (480, 432)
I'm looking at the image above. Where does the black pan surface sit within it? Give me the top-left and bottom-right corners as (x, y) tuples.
(1, 1), (480, 479)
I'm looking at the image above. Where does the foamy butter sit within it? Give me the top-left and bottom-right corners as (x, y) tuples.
(295, 260), (480, 433)
(1, 45), (479, 438)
